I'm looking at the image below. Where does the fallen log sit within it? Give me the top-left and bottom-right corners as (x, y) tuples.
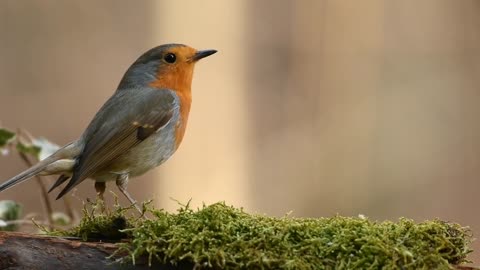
(1, 202), (478, 269)
(0, 232), (193, 270)
(0, 231), (477, 270)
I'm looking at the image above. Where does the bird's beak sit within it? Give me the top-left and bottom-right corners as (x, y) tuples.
(191, 49), (217, 62)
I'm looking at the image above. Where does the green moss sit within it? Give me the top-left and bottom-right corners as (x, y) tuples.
(53, 201), (134, 241)
(57, 202), (473, 269)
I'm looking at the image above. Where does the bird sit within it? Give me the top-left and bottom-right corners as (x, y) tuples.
(0, 44), (217, 213)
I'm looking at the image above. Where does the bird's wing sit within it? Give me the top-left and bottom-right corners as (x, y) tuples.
(56, 88), (177, 199)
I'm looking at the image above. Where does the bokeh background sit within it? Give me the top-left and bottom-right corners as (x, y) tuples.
(1, 0), (480, 263)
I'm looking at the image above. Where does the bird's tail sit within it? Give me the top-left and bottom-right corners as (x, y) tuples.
(0, 156), (59, 192)
(0, 142), (79, 193)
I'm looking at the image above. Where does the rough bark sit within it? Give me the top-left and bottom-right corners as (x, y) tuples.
(0, 232), (194, 270)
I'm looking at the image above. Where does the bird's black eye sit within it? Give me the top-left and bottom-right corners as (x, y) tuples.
(164, 53), (176, 63)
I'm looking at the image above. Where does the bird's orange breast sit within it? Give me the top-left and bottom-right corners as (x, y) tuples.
(149, 62), (194, 149)
(171, 90), (191, 149)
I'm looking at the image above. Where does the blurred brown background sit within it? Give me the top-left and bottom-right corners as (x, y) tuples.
(1, 0), (480, 264)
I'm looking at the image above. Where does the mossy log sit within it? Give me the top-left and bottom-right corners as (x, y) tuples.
(0, 232), (477, 270)
(1, 202), (478, 269)
(0, 232), (194, 270)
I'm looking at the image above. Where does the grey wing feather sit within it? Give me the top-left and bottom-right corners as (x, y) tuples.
(55, 88), (175, 199)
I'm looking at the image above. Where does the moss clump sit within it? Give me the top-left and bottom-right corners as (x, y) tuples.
(54, 201), (133, 241)
(59, 202), (472, 269)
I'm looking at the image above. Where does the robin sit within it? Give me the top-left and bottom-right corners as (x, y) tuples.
(0, 44), (216, 213)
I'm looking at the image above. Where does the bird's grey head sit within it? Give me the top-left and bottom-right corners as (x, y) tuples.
(117, 44), (216, 90)
(117, 44), (187, 90)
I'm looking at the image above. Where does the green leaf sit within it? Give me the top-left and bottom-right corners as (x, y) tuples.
(0, 128), (15, 148)
(16, 142), (41, 159)
(0, 200), (22, 231)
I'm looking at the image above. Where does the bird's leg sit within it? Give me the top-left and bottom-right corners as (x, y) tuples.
(116, 174), (142, 214)
(94, 181), (106, 212)
(94, 181), (106, 201)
